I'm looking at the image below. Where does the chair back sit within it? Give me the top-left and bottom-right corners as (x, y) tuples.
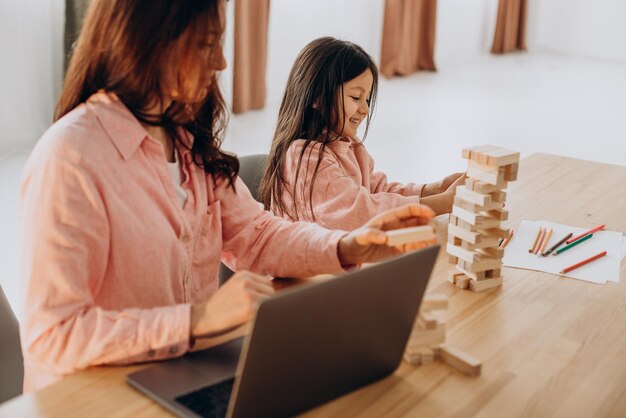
(219, 154), (269, 285)
(0, 285), (23, 403)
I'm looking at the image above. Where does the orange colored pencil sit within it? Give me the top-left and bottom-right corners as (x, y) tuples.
(528, 227), (542, 253)
(538, 228), (553, 255)
(559, 251), (608, 274)
(566, 224), (605, 244)
(500, 229), (514, 248)
(533, 228), (546, 254)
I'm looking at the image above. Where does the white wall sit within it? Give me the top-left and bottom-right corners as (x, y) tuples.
(528, 0), (626, 64)
(0, 0), (64, 150)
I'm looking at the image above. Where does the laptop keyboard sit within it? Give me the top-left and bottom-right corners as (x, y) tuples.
(175, 377), (235, 418)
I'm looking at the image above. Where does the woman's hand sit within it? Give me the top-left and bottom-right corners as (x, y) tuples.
(190, 271), (274, 339)
(337, 204), (436, 266)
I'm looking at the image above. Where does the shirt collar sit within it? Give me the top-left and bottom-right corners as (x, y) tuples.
(86, 91), (150, 160)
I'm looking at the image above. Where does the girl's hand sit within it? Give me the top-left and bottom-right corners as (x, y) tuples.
(337, 204), (436, 266)
(440, 171), (466, 193)
(190, 271), (274, 339)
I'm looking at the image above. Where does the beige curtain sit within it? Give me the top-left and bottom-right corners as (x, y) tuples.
(380, 0), (437, 78)
(233, 0), (270, 114)
(491, 0), (527, 54)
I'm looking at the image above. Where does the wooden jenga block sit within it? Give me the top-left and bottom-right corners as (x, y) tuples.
(452, 206), (502, 229)
(403, 351), (422, 365)
(467, 163), (505, 186)
(464, 146), (519, 168)
(439, 345), (482, 377)
(448, 224), (481, 244)
(417, 312), (438, 330)
(460, 236), (501, 250)
(455, 275), (470, 289)
(503, 163), (519, 181)
(469, 277), (503, 292)
(454, 196), (504, 213)
(386, 225), (435, 246)
(465, 178), (502, 194)
(476, 246), (505, 259)
(484, 208), (508, 221)
(485, 268), (501, 279)
(446, 243), (479, 263)
(490, 190), (506, 203)
(481, 228), (509, 239)
(419, 347), (435, 364)
(421, 294), (448, 311)
(458, 257), (502, 273)
(448, 270), (464, 284)
(455, 265), (486, 281)
(448, 255), (459, 264)
(448, 234), (462, 246)
(407, 324), (446, 347)
(455, 185), (492, 206)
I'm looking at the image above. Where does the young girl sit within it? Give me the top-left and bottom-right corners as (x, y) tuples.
(20, 1), (435, 392)
(260, 37), (464, 230)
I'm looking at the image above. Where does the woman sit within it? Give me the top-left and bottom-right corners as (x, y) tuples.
(20, 0), (435, 392)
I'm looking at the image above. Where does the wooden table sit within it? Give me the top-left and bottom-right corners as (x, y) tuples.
(2, 153), (625, 417)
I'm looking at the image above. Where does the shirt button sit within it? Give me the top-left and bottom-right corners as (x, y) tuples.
(169, 346), (179, 355)
(148, 349), (156, 358)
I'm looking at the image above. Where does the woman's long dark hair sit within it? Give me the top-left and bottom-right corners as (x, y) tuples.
(259, 37), (378, 220)
(56, 0), (238, 186)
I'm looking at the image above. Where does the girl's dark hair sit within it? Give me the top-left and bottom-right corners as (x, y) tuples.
(259, 37), (378, 220)
(55, 0), (239, 186)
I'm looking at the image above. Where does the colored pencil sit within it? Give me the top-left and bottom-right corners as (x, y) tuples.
(566, 224), (605, 244)
(542, 232), (572, 257)
(538, 228), (553, 255)
(528, 227), (542, 253)
(500, 229), (514, 248)
(553, 233), (593, 255)
(533, 228), (546, 254)
(559, 251), (607, 274)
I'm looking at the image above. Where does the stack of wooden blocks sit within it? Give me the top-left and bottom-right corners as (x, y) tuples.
(404, 294), (481, 376)
(447, 145), (520, 292)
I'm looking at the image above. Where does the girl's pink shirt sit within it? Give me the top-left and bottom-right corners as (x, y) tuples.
(20, 92), (345, 392)
(272, 137), (425, 230)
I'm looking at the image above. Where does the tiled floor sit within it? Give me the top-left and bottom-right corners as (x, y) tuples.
(1, 52), (625, 320)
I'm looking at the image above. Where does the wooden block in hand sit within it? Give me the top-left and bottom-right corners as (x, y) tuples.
(386, 225), (435, 247)
(439, 344), (482, 376)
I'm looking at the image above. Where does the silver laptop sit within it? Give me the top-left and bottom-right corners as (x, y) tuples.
(127, 245), (440, 418)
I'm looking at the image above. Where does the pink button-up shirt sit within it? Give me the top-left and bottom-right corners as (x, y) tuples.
(20, 92), (345, 392)
(272, 137), (425, 230)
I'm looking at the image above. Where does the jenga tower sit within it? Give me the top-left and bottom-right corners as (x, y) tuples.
(447, 145), (520, 292)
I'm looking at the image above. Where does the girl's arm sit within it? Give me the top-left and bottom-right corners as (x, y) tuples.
(368, 154), (425, 197)
(21, 150), (191, 384)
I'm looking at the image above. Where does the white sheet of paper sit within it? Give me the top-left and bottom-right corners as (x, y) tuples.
(502, 220), (622, 284)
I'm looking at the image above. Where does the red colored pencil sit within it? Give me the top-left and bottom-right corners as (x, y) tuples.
(559, 251), (608, 274)
(566, 225), (605, 244)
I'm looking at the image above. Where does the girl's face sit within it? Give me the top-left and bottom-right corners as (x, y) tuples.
(334, 69), (373, 138)
(163, 0), (227, 105)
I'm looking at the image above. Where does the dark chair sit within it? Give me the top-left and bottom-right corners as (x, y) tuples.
(218, 154), (269, 285)
(0, 285), (23, 404)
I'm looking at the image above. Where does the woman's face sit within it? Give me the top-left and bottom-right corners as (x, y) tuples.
(333, 69), (373, 138)
(163, 0), (227, 105)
